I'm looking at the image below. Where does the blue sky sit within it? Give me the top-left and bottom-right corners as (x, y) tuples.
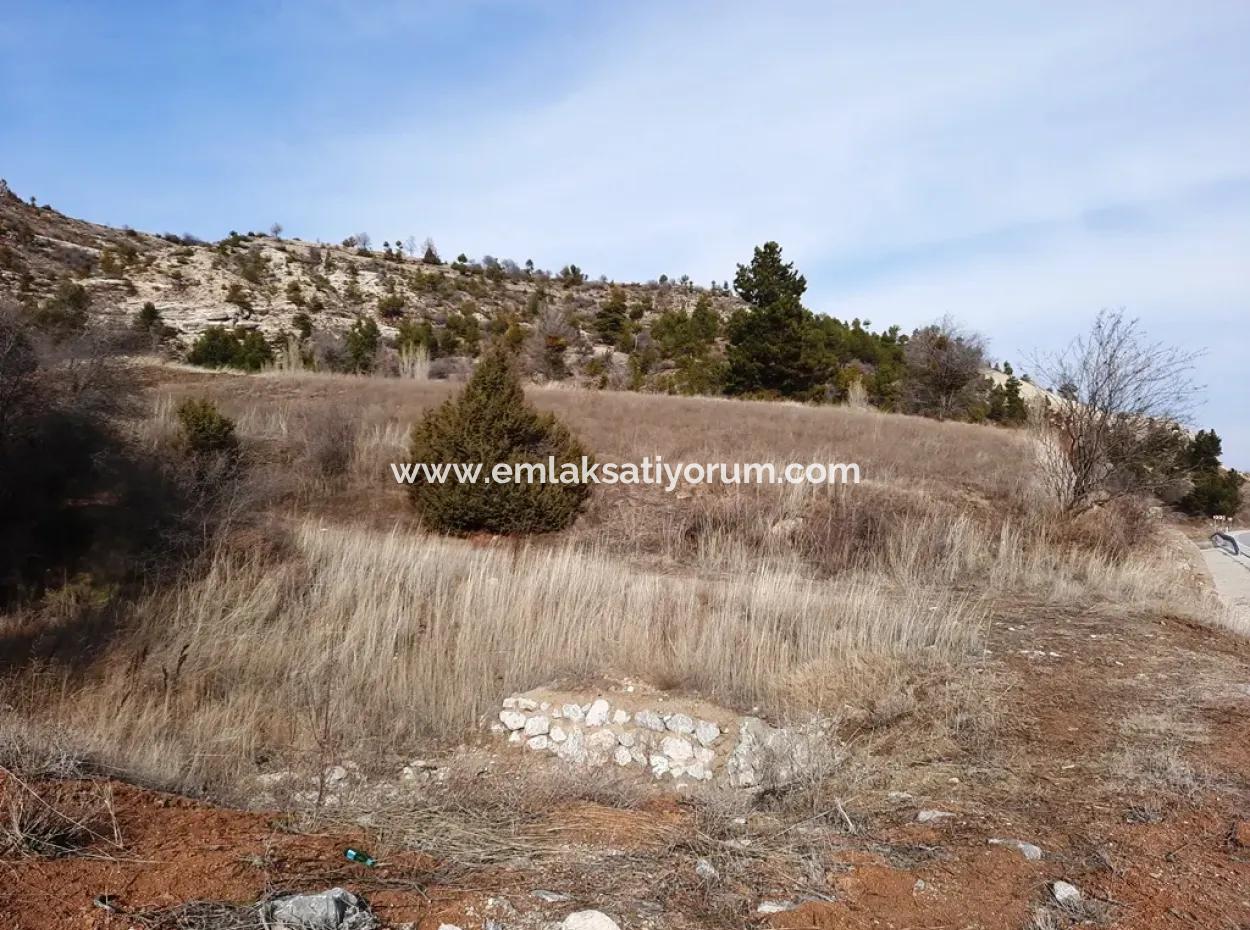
(3, 1), (1248, 464)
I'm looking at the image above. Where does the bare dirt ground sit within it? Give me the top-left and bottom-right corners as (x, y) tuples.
(4, 552), (1250, 929)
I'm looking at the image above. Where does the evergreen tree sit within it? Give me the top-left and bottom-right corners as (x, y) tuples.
(725, 241), (815, 396)
(594, 287), (629, 345)
(344, 317), (380, 373)
(406, 350), (591, 533)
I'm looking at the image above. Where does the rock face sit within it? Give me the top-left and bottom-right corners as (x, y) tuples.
(491, 686), (832, 788)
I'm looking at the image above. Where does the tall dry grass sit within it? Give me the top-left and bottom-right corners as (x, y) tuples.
(0, 367), (1205, 795)
(6, 521), (986, 791)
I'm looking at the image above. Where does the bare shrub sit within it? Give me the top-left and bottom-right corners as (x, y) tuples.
(1031, 309), (1201, 513)
(300, 406), (358, 484)
(902, 317), (988, 420)
(0, 777), (117, 859)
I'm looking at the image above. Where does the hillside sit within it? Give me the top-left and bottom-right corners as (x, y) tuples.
(0, 182), (743, 377)
(2, 185), (1249, 930)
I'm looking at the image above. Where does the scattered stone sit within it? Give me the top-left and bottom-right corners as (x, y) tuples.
(532, 890), (571, 903)
(916, 809), (954, 824)
(264, 887), (377, 930)
(666, 713), (695, 734)
(584, 729), (618, 763)
(527, 735), (550, 751)
(560, 910), (621, 930)
(757, 901), (796, 914)
(562, 703), (585, 722)
(650, 754), (670, 776)
(913, 879), (926, 892)
(556, 730), (586, 764)
(437, 925), (463, 930)
(660, 735), (694, 764)
(585, 698), (611, 726)
(256, 770), (295, 788)
(695, 858), (719, 881)
(523, 715), (550, 737)
(612, 709), (630, 725)
(549, 724), (568, 743)
(500, 710), (527, 731)
(616, 730), (635, 748)
(1050, 881), (1081, 904)
(516, 697), (539, 711)
(325, 765), (349, 785)
(989, 838), (1043, 861)
(1233, 821), (1250, 848)
(635, 709), (666, 731)
(695, 720), (720, 745)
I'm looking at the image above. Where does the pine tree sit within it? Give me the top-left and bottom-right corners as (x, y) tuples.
(594, 287), (629, 345)
(725, 242), (814, 396)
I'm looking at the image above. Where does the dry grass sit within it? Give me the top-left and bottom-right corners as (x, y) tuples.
(7, 520), (986, 791)
(0, 368), (1206, 800)
(0, 773), (119, 859)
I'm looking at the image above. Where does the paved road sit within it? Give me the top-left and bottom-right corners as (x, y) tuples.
(1202, 528), (1250, 621)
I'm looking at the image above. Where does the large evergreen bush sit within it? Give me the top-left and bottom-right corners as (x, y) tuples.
(406, 350), (591, 533)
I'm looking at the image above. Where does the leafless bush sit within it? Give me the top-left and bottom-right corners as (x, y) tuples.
(0, 776), (117, 859)
(1031, 309), (1201, 513)
(902, 317), (989, 420)
(299, 406), (358, 484)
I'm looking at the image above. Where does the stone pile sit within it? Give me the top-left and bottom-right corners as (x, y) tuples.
(492, 686), (830, 788)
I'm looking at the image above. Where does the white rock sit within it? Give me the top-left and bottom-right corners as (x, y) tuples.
(561, 911), (620, 930)
(616, 730), (635, 748)
(527, 736), (550, 751)
(695, 858), (719, 881)
(757, 901), (795, 914)
(561, 703), (585, 722)
(556, 730), (586, 764)
(630, 746), (647, 765)
(584, 729), (618, 763)
(916, 809), (954, 823)
(635, 709), (666, 731)
(670, 765), (685, 778)
(989, 838), (1043, 861)
(500, 710), (527, 730)
(666, 713), (695, 735)
(650, 754), (670, 776)
(438, 925), (463, 930)
(508, 731), (523, 744)
(516, 697), (539, 711)
(533, 890), (571, 902)
(523, 715), (551, 737)
(540, 702), (550, 711)
(585, 698), (611, 726)
(695, 720), (721, 745)
(325, 765), (348, 784)
(686, 761), (708, 780)
(502, 697), (518, 709)
(549, 724), (567, 743)
(694, 746), (715, 765)
(255, 771), (295, 788)
(1051, 881), (1081, 904)
(611, 709), (630, 725)
(614, 747), (632, 767)
(661, 735), (695, 763)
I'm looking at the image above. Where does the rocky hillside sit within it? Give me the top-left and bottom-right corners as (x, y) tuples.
(0, 182), (743, 371)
